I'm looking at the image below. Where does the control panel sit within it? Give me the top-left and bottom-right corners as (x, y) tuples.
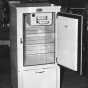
(30, 13), (52, 25)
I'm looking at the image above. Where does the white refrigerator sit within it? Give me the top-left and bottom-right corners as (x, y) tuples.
(10, 3), (85, 88)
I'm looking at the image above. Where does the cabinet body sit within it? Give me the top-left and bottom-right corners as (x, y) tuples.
(22, 66), (60, 88)
(10, 3), (61, 88)
(10, 3), (86, 88)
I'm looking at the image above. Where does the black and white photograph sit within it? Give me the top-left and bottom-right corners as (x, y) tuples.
(0, 0), (88, 88)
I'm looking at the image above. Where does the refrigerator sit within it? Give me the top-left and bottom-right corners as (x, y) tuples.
(10, 3), (86, 88)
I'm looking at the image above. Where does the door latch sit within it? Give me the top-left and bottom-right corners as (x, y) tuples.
(20, 38), (23, 44)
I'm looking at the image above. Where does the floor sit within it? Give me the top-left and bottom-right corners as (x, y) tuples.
(62, 69), (88, 88)
(0, 57), (11, 88)
(0, 73), (11, 88)
(0, 63), (88, 88)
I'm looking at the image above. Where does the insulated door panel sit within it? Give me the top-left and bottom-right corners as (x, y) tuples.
(56, 13), (83, 73)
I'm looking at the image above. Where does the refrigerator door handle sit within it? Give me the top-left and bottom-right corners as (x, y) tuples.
(55, 57), (58, 64)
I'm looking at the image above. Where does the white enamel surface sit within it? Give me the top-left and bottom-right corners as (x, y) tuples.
(56, 16), (78, 71)
(10, 5), (61, 88)
(16, 6), (61, 71)
(22, 66), (60, 88)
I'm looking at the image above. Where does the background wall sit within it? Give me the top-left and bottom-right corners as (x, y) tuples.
(0, 0), (88, 75)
